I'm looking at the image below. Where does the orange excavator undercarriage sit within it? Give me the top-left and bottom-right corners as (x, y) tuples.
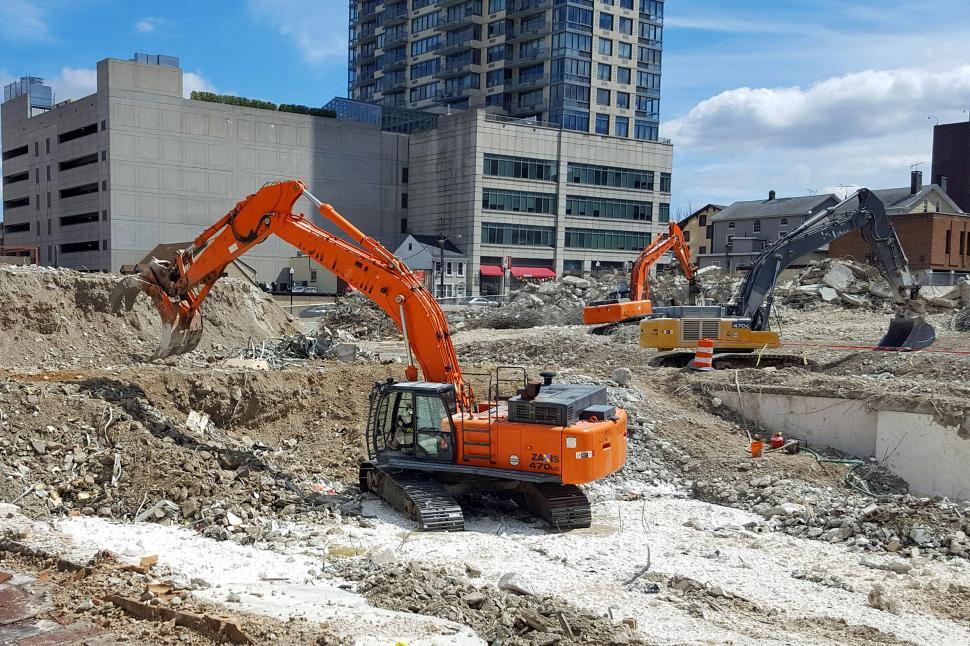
(111, 181), (628, 531)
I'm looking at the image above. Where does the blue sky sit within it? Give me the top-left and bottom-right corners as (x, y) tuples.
(2, 0), (970, 215)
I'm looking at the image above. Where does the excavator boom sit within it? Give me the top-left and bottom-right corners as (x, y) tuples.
(583, 222), (696, 326)
(111, 180), (465, 399)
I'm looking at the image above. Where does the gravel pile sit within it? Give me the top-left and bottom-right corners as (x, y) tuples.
(338, 558), (645, 645)
(316, 295), (400, 340)
(692, 473), (970, 560)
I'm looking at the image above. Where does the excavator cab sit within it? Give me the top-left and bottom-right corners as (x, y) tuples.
(366, 380), (458, 464)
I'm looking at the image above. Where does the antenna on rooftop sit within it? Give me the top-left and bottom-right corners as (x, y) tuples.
(910, 161), (926, 171)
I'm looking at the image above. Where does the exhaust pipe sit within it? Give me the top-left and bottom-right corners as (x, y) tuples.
(877, 314), (935, 351)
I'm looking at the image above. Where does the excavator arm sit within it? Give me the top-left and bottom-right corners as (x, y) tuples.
(628, 222), (696, 302)
(728, 188), (935, 349)
(110, 180), (467, 399)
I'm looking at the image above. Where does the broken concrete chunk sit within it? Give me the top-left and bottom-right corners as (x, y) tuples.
(612, 367), (633, 387)
(819, 287), (839, 302)
(29, 439), (47, 455)
(822, 263), (854, 291)
(498, 572), (536, 596)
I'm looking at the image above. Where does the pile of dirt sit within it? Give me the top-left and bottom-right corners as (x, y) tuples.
(338, 558), (645, 645)
(0, 364), (408, 540)
(0, 265), (296, 368)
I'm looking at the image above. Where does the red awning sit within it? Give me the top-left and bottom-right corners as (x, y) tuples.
(510, 266), (556, 280)
(479, 264), (503, 277)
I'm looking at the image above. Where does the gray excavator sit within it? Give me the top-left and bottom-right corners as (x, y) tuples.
(639, 188), (936, 356)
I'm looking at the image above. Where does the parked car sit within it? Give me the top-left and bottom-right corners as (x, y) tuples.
(291, 285), (306, 293)
(468, 297), (499, 307)
(304, 286), (319, 294)
(300, 303), (334, 318)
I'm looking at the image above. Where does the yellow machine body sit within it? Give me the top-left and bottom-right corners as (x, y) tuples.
(639, 317), (781, 352)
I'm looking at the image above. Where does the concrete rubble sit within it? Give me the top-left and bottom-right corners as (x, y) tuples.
(1, 263), (969, 644)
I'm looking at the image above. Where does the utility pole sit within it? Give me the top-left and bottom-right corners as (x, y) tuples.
(438, 236), (446, 300)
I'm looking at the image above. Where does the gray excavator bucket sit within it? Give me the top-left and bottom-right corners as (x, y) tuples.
(109, 270), (204, 360)
(877, 315), (936, 351)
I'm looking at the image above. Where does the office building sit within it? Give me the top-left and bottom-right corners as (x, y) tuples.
(408, 109), (672, 294)
(3, 55), (670, 295)
(1, 56), (409, 279)
(932, 120), (970, 213)
(348, 0), (665, 141)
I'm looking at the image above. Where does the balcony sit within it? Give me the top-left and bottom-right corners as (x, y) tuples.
(358, 49), (379, 65)
(435, 38), (482, 56)
(507, 0), (551, 18)
(439, 0), (470, 7)
(511, 100), (548, 116)
(379, 3), (408, 27)
(509, 21), (550, 41)
(381, 78), (408, 94)
(382, 55), (407, 72)
(358, 27), (379, 44)
(435, 61), (483, 78)
(513, 47), (549, 64)
(508, 75), (548, 91)
(383, 29), (408, 48)
(441, 12), (485, 31)
(434, 86), (480, 102)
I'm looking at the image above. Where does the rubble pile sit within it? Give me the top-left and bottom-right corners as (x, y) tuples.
(316, 295), (400, 340)
(339, 559), (645, 645)
(0, 368), (373, 540)
(781, 258), (968, 312)
(954, 307), (970, 333)
(0, 265), (295, 367)
(692, 474), (970, 559)
(235, 331), (363, 368)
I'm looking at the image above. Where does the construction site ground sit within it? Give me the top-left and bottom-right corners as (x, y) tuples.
(2, 266), (970, 645)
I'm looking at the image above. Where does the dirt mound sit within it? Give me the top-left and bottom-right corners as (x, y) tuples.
(0, 265), (296, 368)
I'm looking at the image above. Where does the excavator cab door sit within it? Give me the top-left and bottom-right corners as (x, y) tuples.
(368, 382), (457, 463)
(413, 391), (457, 463)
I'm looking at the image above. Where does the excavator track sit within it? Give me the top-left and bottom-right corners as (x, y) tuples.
(360, 462), (465, 532)
(650, 351), (818, 371)
(518, 483), (592, 530)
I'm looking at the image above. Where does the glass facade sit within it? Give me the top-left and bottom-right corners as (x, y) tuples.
(482, 222), (555, 247)
(347, 0), (664, 140)
(483, 153), (557, 181)
(566, 162), (654, 190)
(565, 228), (652, 251)
(566, 195), (652, 221)
(482, 188), (556, 214)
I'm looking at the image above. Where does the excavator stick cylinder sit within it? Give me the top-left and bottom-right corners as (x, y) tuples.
(877, 315), (936, 351)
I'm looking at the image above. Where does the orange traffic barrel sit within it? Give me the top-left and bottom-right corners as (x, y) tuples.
(688, 338), (715, 371)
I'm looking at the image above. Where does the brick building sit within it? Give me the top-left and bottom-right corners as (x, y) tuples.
(828, 183), (968, 285)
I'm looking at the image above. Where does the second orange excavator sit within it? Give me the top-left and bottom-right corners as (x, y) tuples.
(583, 221), (697, 332)
(110, 180), (628, 531)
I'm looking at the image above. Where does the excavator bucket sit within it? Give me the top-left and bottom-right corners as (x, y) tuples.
(109, 261), (204, 360)
(877, 315), (936, 351)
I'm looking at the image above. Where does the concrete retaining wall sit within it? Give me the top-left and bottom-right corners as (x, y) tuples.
(717, 391), (970, 501)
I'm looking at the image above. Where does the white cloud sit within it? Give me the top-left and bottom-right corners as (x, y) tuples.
(665, 65), (970, 150)
(663, 64), (970, 212)
(182, 72), (218, 98)
(47, 67), (97, 102)
(135, 19), (156, 33)
(0, 0), (51, 43)
(247, 0), (347, 64)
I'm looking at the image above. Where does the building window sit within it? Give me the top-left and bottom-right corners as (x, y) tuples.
(659, 172), (671, 192)
(595, 113), (610, 135)
(699, 214), (707, 226)
(488, 0), (506, 10)
(57, 123), (98, 144)
(45, 138), (50, 154)
(552, 32), (592, 57)
(728, 221), (735, 229)
(411, 11), (440, 34)
(946, 229), (952, 254)
(617, 67), (631, 84)
(596, 88), (610, 106)
(457, 262), (464, 276)
(2, 145), (28, 160)
(683, 230), (691, 242)
(753, 219), (761, 233)
(60, 182), (99, 199)
(3, 196), (29, 209)
(410, 58), (441, 80)
(400, 218), (408, 234)
(615, 116), (629, 137)
(565, 227), (652, 251)
(618, 41), (632, 59)
(482, 188), (556, 214)
(46, 192), (51, 208)
(59, 240), (100, 254)
(549, 109), (589, 132)
(1, 170), (29, 185)
(401, 167), (409, 183)
(401, 193), (408, 209)
(597, 63), (612, 81)
(566, 162), (653, 190)
(410, 81), (439, 103)
(599, 12), (614, 30)
(618, 16), (633, 35)
(483, 153), (558, 181)
(486, 69), (505, 87)
(59, 153), (99, 172)
(446, 262), (453, 276)
(658, 203), (670, 222)
(411, 34), (440, 56)
(699, 246), (706, 255)
(482, 222), (555, 247)
(566, 195), (652, 221)
(598, 38), (613, 55)
(779, 217), (788, 227)
(616, 91), (630, 109)
(551, 57), (592, 82)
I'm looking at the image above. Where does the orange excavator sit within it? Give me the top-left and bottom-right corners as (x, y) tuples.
(111, 180), (627, 531)
(582, 222), (697, 332)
